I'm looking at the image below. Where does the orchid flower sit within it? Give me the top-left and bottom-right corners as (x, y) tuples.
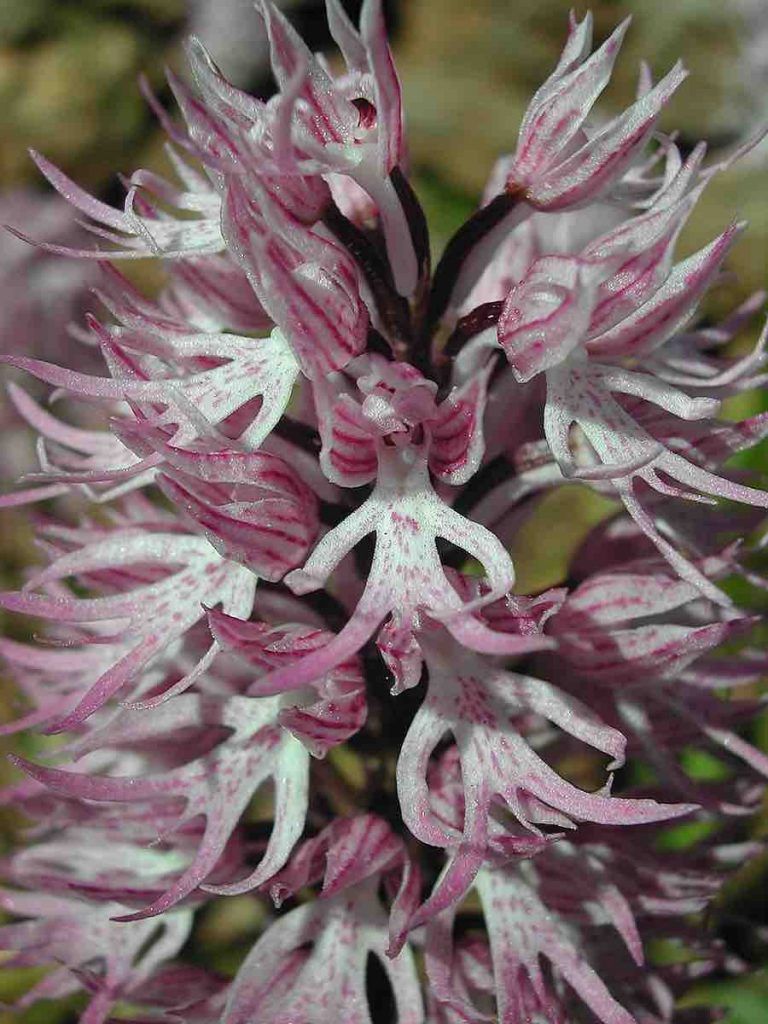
(0, 521), (259, 730)
(396, 626), (694, 929)
(0, 887), (193, 1024)
(490, 227), (768, 602)
(2, 5), (767, 1023)
(426, 862), (638, 1024)
(13, 146), (225, 262)
(222, 816), (423, 1023)
(11, 690), (311, 920)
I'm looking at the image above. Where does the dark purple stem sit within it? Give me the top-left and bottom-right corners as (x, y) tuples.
(424, 187), (523, 340)
(443, 300), (504, 359)
(323, 201), (412, 354)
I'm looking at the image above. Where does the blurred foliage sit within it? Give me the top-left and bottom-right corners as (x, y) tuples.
(0, 0), (184, 187)
(682, 972), (768, 1024)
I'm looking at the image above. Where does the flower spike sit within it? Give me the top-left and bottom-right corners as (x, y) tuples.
(2, 6), (767, 1022)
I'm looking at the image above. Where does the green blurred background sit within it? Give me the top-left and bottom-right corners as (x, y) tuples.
(0, 1), (766, 1021)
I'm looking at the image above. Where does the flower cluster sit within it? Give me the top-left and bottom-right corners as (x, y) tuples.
(1, 4), (767, 1022)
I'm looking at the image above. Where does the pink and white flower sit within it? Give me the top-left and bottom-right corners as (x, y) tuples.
(2, 5), (766, 1022)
